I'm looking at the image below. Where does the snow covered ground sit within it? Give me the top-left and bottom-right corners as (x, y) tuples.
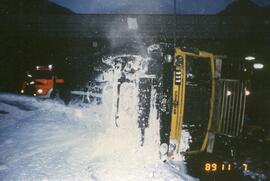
(0, 55), (197, 181)
(0, 93), (196, 181)
(0, 54), (198, 181)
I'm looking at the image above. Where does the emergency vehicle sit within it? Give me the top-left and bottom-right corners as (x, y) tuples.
(21, 65), (64, 98)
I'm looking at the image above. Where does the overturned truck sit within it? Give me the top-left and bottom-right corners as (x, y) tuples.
(145, 44), (249, 160)
(75, 44), (249, 160)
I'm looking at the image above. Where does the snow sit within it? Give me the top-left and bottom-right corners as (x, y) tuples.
(127, 17), (138, 30)
(0, 55), (197, 181)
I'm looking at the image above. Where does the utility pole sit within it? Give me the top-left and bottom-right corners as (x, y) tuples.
(174, 0), (177, 47)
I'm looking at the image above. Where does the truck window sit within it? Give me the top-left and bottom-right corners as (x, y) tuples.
(30, 71), (53, 79)
(183, 55), (212, 150)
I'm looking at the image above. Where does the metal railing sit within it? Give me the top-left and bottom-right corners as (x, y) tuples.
(217, 80), (247, 137)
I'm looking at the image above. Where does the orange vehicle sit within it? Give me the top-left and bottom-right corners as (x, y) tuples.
(21, 65), (64, 98)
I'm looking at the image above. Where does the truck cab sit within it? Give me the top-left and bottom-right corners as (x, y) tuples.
(21, 65), (64, 98)
(149, 45), (250, 159)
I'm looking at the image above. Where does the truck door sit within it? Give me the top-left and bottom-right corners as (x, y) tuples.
(170, 49), (215, 154)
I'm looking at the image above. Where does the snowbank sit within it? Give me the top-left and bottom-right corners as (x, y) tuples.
(0, 93), (196, 181)
(0, 55), (197, 181)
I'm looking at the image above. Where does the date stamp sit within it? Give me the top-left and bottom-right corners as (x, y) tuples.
(204, 163), (248, 172)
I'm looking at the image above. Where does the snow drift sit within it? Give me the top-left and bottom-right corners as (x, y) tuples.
(0, 55), (197, 181)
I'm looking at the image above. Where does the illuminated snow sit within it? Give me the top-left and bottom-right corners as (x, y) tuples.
(0, 55), (196, 181)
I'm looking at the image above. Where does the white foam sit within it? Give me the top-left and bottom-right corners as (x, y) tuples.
(0, 54), (195, 180)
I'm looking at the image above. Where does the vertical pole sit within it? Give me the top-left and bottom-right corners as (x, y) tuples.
(174, 0), (177, 47)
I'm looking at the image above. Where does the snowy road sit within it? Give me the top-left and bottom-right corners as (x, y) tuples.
(0, 93), (196, 181)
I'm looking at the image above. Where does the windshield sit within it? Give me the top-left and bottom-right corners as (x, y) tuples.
(28, 70), (52, 79)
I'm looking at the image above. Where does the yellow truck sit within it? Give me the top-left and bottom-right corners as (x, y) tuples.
(147, 45), (249, 159)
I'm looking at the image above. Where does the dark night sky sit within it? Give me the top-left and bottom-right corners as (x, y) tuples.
(50, 0), (270, 14)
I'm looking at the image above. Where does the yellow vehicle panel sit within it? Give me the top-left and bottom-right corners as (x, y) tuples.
(170, 48), (216, 154)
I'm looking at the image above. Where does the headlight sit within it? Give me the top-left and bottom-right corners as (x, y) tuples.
(253, 63), (264, 69)
(37, 89), (43, 94)
(245, 89), (251, 96)
(21, 90), (24, 94)
(226, 90), (232, 96)
(245, 56), (255, 61)
(48, 64), (53, 70)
